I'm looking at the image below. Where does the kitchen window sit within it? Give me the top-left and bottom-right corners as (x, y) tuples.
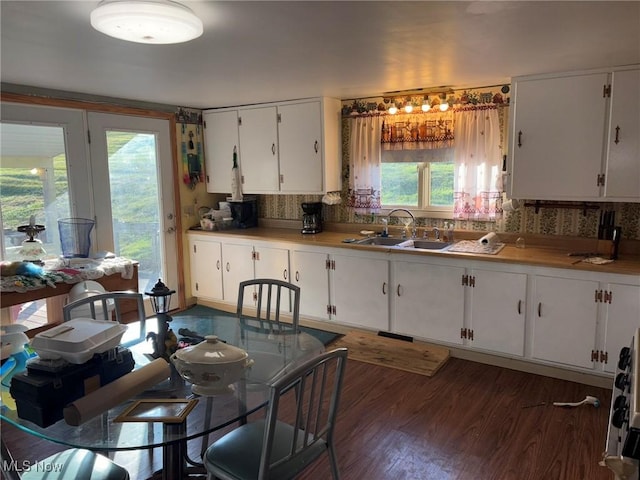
(381, 148), (454, 215)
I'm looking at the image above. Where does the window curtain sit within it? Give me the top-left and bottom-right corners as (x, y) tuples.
(347, 115), (383, 213)
(453, 107), (502, 220)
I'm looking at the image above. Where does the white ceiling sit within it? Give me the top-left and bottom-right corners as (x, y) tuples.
(1, 1), (639, 110)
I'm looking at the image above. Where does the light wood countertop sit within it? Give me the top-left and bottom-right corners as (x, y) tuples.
(188, 226), (640, 277)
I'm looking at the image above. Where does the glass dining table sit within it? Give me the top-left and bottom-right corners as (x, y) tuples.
(1, 315), (325, 480)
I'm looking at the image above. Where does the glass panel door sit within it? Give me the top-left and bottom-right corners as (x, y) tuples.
(1, 103), (89, 326)
(87, 113), (177, 313)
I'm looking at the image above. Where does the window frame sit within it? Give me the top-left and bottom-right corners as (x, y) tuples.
(380, 151), (454, 219)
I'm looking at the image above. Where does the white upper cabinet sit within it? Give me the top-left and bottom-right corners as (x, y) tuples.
(508, 65), (640, 202)
(604, 68), (640, 199)
(238, 105), (280, 192)
(203, 97), (341, 195)
(202, 109), (239, 194)
(278, 101), (324, 193)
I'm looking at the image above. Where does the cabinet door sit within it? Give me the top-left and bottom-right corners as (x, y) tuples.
(278, 101), (323, 193)
(203, 110), (239, 193)
(330, 254), (389, 331)
(602, 283), (640, 374)
(605, 68), (640, 199)
(469, 269), (526, 356)
(531, 275), (599, 369)
(189, 238), (223, 301)
(394, 261), (465, 345)
(237, 106), (279, 192)
(510, 73), (608, 200)
(253, 245), (291, 312)
(221, 242), (255, 307)
(291, 250), (330, 321)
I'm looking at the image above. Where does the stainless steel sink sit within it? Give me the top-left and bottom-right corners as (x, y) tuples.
(404, 240), (452, 250)
(355, 237), (408, 246)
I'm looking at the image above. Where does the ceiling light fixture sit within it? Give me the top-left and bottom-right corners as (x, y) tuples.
(90, 0), (204, 44)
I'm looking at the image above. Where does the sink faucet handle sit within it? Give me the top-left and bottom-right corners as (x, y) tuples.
(433, 227), (440, 240)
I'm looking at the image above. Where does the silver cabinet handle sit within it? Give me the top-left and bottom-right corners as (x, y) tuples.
(518, 130), (523, 148)
(382, 282), (387, 295)
(216, 260), (220, 270)
(517, 300), (522, 315)
(226, 262), (230, 272)
(271, 143), (276, 155)
(295, 271), (300, 282)
(397, 284), (401, 297)
(283, 269), (288, 280)
(314, 140), (319, 153)
(537, 302), (542, 317)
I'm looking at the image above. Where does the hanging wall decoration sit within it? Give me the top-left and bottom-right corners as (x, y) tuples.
(176, 108), (204, 190)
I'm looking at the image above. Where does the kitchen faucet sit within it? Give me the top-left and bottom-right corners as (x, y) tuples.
(386, 208), (416, 239)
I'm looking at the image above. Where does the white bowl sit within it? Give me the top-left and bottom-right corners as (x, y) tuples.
(170, 335), (253, 396)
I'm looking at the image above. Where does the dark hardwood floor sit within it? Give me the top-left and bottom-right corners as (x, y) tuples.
(2, 357), (614, 480)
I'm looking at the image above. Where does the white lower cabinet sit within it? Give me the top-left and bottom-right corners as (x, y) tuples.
(531, 273), (640, 373)
(222, 241), (290, 308)
(188, 235), (223, 301)
(393, 260), (465, 345)
(189, 233), (640, 377)
(329, 252), (389, 331)
(531, 275), (600, 369)
(467, 268), (527, 357)
(601, 282), (640, 374)
(291, 249), (330, 321)
(221, 242), (255, 307)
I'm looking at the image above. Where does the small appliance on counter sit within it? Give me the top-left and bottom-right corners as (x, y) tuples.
(227, 195), (258, 229)
(301, 202), (323, 234)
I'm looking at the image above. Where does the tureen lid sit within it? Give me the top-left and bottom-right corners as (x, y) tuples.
(174, 335), (248, 364)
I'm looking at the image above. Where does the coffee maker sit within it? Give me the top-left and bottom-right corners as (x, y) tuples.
(301, 202), (323, 234)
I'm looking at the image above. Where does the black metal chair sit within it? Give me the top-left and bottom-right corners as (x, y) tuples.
(203, 347), (348, 480)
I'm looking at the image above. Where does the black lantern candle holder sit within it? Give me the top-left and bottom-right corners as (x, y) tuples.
(145, 278), (177, 360)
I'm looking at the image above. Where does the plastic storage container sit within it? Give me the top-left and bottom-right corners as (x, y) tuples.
(30, 318), (127, 364)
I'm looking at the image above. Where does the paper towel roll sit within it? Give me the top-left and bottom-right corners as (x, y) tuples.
(478, 232), (499, 246)
(63, 358), (170, 426)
